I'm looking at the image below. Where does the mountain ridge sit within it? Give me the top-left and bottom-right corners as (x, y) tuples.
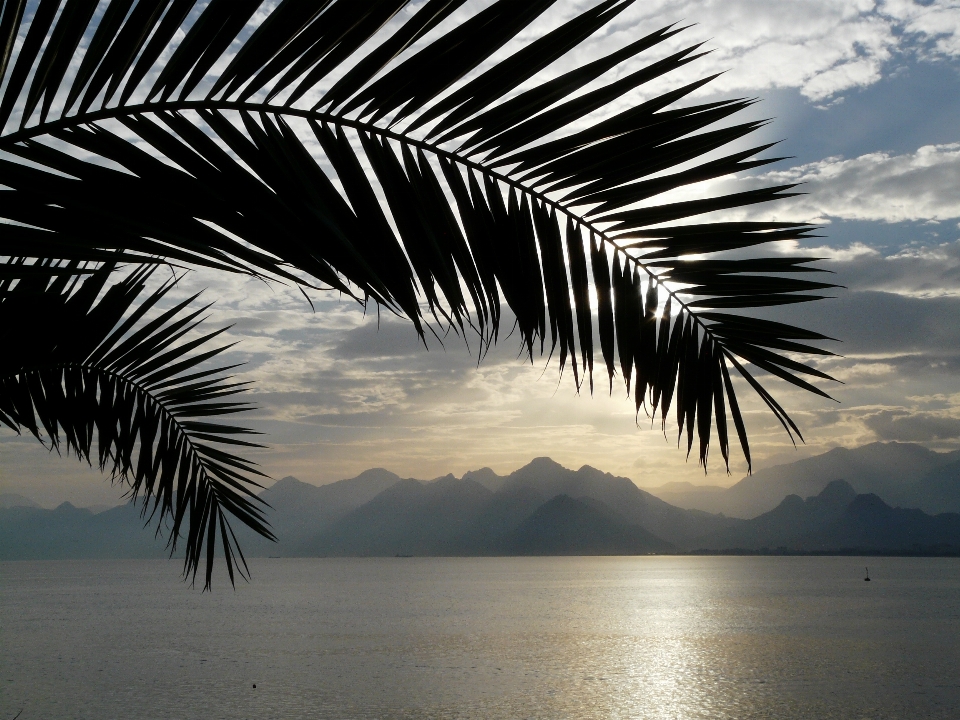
(5, 446), (960, 560)
(692, 480), (960, 553)
(646, 442), (960, 518)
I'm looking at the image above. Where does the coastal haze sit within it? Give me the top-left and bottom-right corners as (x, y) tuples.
(4, 442), (960, 562)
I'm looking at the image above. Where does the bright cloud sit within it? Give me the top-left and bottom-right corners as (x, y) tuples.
(585, 0), (960, 100)
(884, 0), (960, 56)
(754, 144), (960, 222)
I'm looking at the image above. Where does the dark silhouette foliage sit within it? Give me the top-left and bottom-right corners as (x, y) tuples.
(0, 0), (838, 583)
(0, 260), (273, 588)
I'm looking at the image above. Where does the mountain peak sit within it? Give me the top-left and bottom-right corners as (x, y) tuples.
(779, 494), (805, 509)
(0, 492), (40, 509)
(52, 502), (88, 515)
(273, 475), (306, 488)
(461, 467), (504, 493)
(430, 473), (458, 484)
(526, 457), (564, 471)
(847, 493), (891, 514)
(352, 468), (402, 483)
(575, 464), (605, 477)
(809, 479), (857, 507)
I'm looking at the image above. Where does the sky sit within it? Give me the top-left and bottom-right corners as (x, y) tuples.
(3, 0), (960, 507)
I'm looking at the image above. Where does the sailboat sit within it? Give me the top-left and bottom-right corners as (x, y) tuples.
(864, 566), (871, 582)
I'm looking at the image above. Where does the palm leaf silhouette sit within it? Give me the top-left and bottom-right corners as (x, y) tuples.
(0, 1), (837, 476)
(0, 258), (274, 589)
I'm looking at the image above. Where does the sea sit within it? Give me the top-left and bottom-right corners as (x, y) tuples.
(2, 556), (959, 719)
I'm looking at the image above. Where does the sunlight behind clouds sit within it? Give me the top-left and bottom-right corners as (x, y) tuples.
(4, 0), (960, 505)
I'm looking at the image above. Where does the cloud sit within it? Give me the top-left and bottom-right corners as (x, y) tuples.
(568, 0), (960, 102)
(757, 144), (960, 223)
(770, 289), (960, 360)
(624, 0), (898, 100)
(9, 2), (960, 504)
(884, 0), (960, 56)
(252, 0), (960, 120)
(330, 319), (442, 360)
(779, 239), (960, 297)
(828, 362), (896, 383)
(592, 143), (960, 233)
(864, 409), (960, 441)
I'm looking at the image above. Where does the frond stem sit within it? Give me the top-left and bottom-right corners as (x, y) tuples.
(1, 359), (254, 549)
(1, 101), (723, 343)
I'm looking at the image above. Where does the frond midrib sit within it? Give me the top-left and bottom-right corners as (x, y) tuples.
(0, 99), (743, 348)
(2, 357), (260, 514)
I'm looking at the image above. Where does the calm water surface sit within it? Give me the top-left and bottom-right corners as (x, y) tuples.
(2, 556), (959, 719)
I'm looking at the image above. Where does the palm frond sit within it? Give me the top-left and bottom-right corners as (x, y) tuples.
(0, 0), (840, 471)
(0, 258), (274, 589)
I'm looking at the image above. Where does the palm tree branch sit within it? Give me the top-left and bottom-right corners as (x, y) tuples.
(1, 358), (273, 588)
(4, 98), (832, 467)
(0, 261), (275, 588)
(0, 1), (841, 475)
(0, 98), (818, 330)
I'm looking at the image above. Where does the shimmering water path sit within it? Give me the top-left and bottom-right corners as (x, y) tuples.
(3, 557), (959, 719)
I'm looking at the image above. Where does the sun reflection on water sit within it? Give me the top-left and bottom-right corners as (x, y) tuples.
(3, 556), (959, 719)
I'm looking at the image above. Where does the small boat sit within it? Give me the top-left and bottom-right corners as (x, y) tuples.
(864, 566), (871, 582)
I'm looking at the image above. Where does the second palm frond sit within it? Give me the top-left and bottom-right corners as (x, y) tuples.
(0, 259), (274, 588)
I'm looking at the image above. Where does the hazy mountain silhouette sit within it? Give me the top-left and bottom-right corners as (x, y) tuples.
(647, 442), (960, 518)
(9, 451), (959, 560)
(483, 457), (737, 546)
(800, 495), (960, 552)
(233, 469), (403, 555)
(1, 468), (406, 560)
(498, 495), (673, 555)
(301, 476), (493, 556)
(695, 480), (858, 550)
(297, 458), (729, 555)
(461, 467), (506, 493)
(912, 458), (960, 515)
(692, 480), (960, 553)
(0, 492), (40, 509)
(0, 503), (171, 560)
(268, 468), (403, 524)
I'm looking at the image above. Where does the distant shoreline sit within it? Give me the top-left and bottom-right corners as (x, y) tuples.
(683, 547), (960, 557)
(291, 548), (960, 559)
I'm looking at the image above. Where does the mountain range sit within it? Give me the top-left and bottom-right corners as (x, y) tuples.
(0, 502), (172, 560)
(3, 442), (960, 560)
(693, 479), (960, 553)
(0, 492), (40, 509)
(293, 459), (707, 556)
(646, 442), (960, 518)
